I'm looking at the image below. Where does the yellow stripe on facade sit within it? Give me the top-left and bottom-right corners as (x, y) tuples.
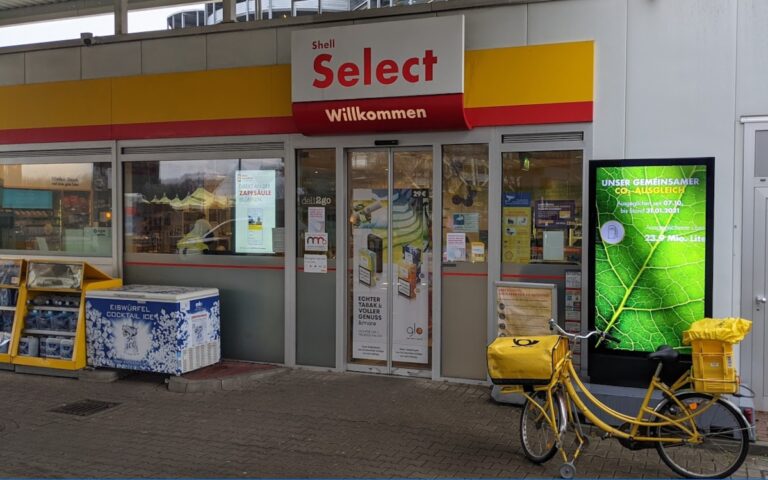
(464, 41), (593, 108)
(0, 79), (112, 130)
(0, 42), (591, 131)
(112, 65), (292, 124)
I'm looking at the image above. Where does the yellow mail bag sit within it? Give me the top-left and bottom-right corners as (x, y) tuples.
(487, 335), (567, 385)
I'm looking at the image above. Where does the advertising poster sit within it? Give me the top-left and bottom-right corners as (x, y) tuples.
(308, 207), (325, 234)
(351, 189), (389, 361)
(446, 233), (466, 262)
(235, 170), (277, 254)
(391, 188), (430, 364)
(451, 213), (479, 233)
(304, 232), (329, 252)
(502, 206), (532, 264)
(593, 161), (711, 352)
(495, 283), (555, 337)
(304, 254), (327, 273)
(351, 188), (431, 364)
(565, 270), (582, 368)
(534, 200), (575, 229)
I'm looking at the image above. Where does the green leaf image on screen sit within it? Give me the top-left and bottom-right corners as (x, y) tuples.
(594, 165), (708, 352)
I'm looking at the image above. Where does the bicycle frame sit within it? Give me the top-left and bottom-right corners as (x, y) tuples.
(507, 349), (720, 460)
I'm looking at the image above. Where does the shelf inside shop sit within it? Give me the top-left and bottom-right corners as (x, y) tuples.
(0, 306), (16, 311)
(23, 329), (76, 337)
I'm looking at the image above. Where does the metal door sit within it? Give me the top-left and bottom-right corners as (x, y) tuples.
(751, 188), (768, 410)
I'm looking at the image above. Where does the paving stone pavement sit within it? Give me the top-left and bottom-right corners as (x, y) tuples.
(0, 368), (766, 478)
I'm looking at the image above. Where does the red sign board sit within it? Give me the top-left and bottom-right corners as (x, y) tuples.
(293, 93), (469, 136)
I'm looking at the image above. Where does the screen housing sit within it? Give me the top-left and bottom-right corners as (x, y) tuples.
(587, 158), (714, 387)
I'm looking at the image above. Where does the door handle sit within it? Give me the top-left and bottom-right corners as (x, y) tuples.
(757, 296), (767, 305)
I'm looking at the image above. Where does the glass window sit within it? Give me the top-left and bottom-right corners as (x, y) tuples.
(0, 162), (112, 256)
(442, 144), (489, 264)
(124, 158), (284, 256)
(296, 149), (336, 259)
(501, 150), (583, 264)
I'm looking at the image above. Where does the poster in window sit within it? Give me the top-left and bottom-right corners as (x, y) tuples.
(391, 188), (430, 364)
(351, 189), (389, 361)
(235, 170), (276, 254)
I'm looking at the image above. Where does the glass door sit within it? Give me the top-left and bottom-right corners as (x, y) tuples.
(347, 147), (433, 376)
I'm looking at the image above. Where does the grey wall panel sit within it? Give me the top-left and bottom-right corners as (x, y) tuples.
(296, 271), (335, 368)
(441, 268), (487, 380)
(528, 0), (627, 160)
(206, 29), (278, 70)
(141, 36), (207, 75)
(444, 6), (526, 50)
(125, 265), (285, 363)
(25, 47), (80, 83)
(82, 42), (141, 79)
(737, 0), (768, 116)
(625, 0), (737, 316)
(0, 53), (24, 85)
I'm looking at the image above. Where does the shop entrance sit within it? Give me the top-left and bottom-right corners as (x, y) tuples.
(346, 147), (433, 376)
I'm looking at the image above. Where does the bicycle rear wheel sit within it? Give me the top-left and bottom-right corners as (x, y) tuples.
(520, 391), (564, 464)
(654, 392), (749, 479)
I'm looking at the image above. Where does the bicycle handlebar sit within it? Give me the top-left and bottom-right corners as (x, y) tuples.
(548, 318), (619, 344)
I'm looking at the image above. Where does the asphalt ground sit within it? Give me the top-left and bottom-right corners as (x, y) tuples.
(0, 367), (765, 478)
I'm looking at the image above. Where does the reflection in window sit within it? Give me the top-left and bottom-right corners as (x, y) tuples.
(442, 144), (489, 264)
(501, 151), (582, 264)
(123, 158), (285, 256)
(297, 149), (336, 259)
(0, 163), (112, 256)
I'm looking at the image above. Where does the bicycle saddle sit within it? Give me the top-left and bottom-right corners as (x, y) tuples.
(647, 345), (678, 363)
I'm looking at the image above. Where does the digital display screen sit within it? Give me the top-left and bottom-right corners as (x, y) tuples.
(591, 159), (712, 353)
(235, 170), (277, 254)
(2, 189), (53, 209)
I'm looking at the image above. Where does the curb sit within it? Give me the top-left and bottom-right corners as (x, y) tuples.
(751, 441), (768, 456)
(167, 366), (286, 393)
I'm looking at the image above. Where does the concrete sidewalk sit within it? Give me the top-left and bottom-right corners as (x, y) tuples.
(0, 367), (765, 478)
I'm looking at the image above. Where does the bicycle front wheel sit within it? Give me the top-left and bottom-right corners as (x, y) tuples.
(654, 392), (749, 479)
(520, 391), (564, 464)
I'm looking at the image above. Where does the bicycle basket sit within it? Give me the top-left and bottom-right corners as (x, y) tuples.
(487, 335), (568, 385)
(683, 318), (751, 394)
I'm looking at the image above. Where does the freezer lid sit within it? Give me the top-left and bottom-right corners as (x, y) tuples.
(85, 284), (219, 302)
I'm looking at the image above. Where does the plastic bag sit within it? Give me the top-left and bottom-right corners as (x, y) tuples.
(682, 318), (752, 345)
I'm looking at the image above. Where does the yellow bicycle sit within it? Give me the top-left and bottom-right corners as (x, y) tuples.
(502, 320), (751, 479)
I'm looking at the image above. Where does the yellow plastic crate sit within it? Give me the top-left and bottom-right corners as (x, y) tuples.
(690, 339), (738, 394)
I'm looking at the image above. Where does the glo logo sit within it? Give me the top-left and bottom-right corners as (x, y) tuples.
(512, 338), (540, 347)
(406, 323), (424, 338)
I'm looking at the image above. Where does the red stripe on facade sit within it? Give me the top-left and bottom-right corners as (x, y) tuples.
(0, 101), (590, 144)
(0, 116), (297, 145)
(0, 124), (114, 144)
(112, 117), (298, 140)
(465, 101), (593, 127)
(501, 274), (566, 280)
(125, 261), (285, 270)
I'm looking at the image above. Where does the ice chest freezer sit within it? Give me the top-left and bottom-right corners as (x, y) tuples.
(85, 285), (220, 375)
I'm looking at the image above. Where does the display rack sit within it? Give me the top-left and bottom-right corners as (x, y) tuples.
(0, 259), (26, 368)
(10, 260), (121, 371)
